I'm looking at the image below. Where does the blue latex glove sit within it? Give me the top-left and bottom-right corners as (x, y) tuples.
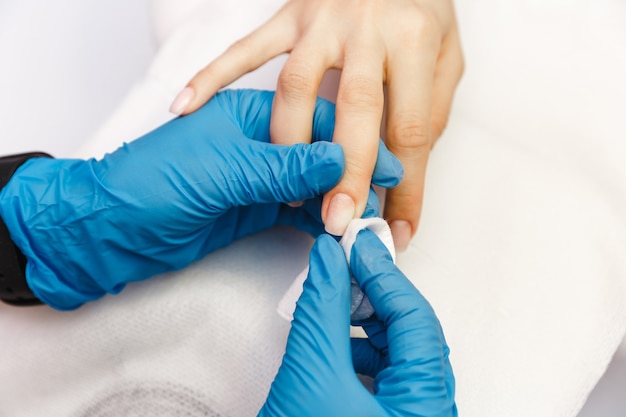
(259, 230), (457, 417)
(0, 89), (403, 310)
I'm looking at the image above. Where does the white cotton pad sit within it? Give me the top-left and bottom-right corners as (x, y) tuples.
(277, 217), (396, 322)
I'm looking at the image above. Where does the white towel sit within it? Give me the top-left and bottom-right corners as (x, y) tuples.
(1, 1), (625, 416)
(277, 217), (396, 322)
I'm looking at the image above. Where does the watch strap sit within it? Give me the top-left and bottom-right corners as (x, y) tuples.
(0, 152), (51, 306)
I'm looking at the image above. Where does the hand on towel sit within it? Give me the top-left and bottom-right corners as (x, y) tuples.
(0, 89), (403, 310)
(173, 0), (464, 249)
(259, 230), (457, 417)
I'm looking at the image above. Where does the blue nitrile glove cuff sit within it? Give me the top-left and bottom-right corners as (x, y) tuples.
(0, 152), (51, 306)
(0, 158), (126, 310)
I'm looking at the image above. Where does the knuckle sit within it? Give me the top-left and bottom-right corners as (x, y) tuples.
(337, 78), (383, 113)
(389, 113), (431, 153)
(277, 65), (318, 103)
(400, 8), (440, 40)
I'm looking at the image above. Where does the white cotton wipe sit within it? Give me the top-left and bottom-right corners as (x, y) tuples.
(277, 217), (396, 322)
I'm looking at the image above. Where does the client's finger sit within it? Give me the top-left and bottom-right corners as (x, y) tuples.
(171, 12), (295, 115)
(430, 25), (464, 143)
(270, 40), (335, 145)
(321, 38), (385, 236)
(384, 36), (439, 251)
(312, 99), (404, 189)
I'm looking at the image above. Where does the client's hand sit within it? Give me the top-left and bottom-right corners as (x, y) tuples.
(259, 230), (457, 417)
(173, 0), (464, 250)
(0, 89), (402, 310)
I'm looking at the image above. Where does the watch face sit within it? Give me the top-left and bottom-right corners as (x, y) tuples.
(75, 382), (221, 417)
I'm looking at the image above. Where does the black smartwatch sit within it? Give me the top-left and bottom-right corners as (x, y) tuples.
(0, 152), (51, 306)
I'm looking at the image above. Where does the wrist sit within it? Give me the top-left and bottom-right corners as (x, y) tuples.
(0, 152), (51, 306)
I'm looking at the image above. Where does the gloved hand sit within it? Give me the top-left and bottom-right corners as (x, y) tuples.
(0, 89), (402, 310)
(259, 230), (457, 417)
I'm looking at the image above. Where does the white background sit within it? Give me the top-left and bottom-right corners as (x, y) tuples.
(0, 0), (154, 157)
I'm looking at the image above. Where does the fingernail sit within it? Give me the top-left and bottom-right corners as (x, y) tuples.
(287, 201), (304, 207)
(389, 220), (412, 252)
(324, 193), (355, 236)
(169, 87), (194, 115)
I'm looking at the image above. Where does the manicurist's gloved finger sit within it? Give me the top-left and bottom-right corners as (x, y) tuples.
(277, 197), (326, 237)
(352, 229), (446, 365)
(351, 229), (456, 413)
(258, 235), (362, 417)
(351, 311), (389, 378)
(361, 187), (382, 219)
(350, 337), (388, 378)
(370, 140), (404, 189)
(296, 235), (352, 352)
(215, 140), (344, 209)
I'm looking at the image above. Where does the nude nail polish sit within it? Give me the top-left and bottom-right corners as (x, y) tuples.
(324, 193), (355, 236)
(169, 87), (194, 115)
(389, 220), (411, 252)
